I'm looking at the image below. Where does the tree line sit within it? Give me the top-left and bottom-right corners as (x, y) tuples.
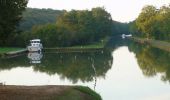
(0, 0), (130, 47)
(17, 7), (113, 47)
(130, 5), (170, 41)
(21, 8), (130, 47)
(0, 0), (28, 46)
(18, 8), (64, 31)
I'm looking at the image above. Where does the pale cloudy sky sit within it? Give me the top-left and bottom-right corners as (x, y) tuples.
(27, 0), (170, 22)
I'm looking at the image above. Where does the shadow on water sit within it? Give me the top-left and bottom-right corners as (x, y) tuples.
(105, 36), (131, 50)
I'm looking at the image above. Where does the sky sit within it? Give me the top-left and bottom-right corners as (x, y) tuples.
(27, 0), (170, 22)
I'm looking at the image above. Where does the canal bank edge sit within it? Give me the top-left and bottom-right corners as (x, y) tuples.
(0, 47), (105, 58)
(129, 37), (170, 52)
(0, 49), (28, 58)
(0, 85), (101, 100)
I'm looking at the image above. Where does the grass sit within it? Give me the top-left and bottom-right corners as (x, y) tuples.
(131, 37), (170, 52)
(70, 38), (109, 49)
(55, 88), (83, 100)
(45, 39), (108, 50)
(74, 86), (102, 100)
(70, 42), (104, 49)
(0, 47), (24, 53)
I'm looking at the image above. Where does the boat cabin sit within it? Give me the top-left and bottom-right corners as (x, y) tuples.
(27, 39), (43, 52)
(30, 39), (41, 46)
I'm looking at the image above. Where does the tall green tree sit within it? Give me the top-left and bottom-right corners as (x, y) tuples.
(136, 5), (157, 38)
(56, 7), (112, 46)
(134, 5), (170, 41)
(0, 0), (28, 46)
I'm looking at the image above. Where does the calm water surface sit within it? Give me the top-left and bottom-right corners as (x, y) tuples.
(0, 40), (170, 100)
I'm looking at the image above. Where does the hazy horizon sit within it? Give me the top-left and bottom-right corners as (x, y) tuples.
(27, 0), (170, 22)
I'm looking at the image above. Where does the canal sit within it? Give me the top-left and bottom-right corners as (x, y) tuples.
(0, 38), (170, 100)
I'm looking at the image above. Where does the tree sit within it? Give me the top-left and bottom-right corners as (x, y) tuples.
(92, 7), (112, 38)
(19, 8), (64, 31)
(56, 7), (112, 46)
(134, 5), (170, 41)
(0, 0), (28, 46)
(136, 5), (157, 38)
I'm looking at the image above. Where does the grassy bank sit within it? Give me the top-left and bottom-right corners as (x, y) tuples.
(130, 37), (170, 52)
(74, 86), (102, 100)
(70, 44), (103, 49)
(44, 38), (108, 53)
(69, 37), (109, 49)
(70, 42), (105, 49)
(0, 47), (26, 58)
(0, 85), (101, 100)
(0, 47), (24, 54)
(0, 38), (109, 54)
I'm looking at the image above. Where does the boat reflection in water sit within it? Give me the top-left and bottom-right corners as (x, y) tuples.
(27, 52), (43, 64)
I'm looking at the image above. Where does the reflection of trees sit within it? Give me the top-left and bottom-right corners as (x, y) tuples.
(105, 37), (130, 50)
(33, 50), (112, 83)
(0, 55), (30, 70)
(0, 50), (112, 83)
(129, 42), (170, 82)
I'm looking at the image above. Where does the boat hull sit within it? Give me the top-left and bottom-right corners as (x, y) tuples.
(27, 46), (42, 52)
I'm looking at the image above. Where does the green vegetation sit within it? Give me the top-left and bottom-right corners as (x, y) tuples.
(71, 43), (104, 49)
(0, 51), (112, 83)
(31, 7), (112, 47)
(55, 88), (83, 100)
(56, 86), (101, 100)
(112, 21), (130, 36)
(0, 0), (28, 46)
(130, 37), (170, 53)
(18, 8), (64, 31)
(1, 2), (130, 48)
(70, 38), (108, 48)
(74, 86), (102, 100)
(130, 5), (170, 41)
(4, 1), (169, 48)
(10, 7), (113, 47)
(129, 42), (170, 83)
(0, 47), (24, 53)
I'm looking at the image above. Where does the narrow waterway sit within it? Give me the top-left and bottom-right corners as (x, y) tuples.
(0, 39), (170, 100)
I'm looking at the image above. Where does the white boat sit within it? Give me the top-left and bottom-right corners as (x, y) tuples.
(27, 39), (43, 52)
(122, 34), (126, 39)
(121, 34), (132, 39)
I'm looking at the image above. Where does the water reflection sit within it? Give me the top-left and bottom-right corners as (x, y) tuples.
(107, 37), (170, 83)
(0, 50), (113, 84)
(0, 55), (30, 70)
(128, 41), (170, 83)
(28, 52), (43, 64)
(1, 38), (170, 100)
(34, 51), (113, 83)
(1, 38), (170, 85)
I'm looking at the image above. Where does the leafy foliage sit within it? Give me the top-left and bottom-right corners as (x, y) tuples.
(132, 5), (170, 41)
(1, 6), (130, 47)
(0, 0), (28, 46)
(18, 8), (64, 31)
(19, 7), (113, 47)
